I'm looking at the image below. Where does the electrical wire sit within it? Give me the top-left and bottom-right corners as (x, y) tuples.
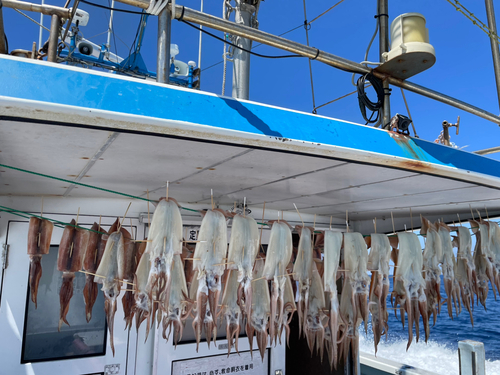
(181, 20), (304, 60)
(357, 73), (384, 124)
(202, 24), (305, 73)
(79, 0), (145, 14)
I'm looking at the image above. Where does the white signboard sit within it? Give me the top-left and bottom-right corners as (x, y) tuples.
(172, 350), (269, 375)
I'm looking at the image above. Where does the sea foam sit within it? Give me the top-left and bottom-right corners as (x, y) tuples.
(359, 334), (500, 375)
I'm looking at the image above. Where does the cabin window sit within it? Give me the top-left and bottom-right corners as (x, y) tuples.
(21, 245), (107, 363)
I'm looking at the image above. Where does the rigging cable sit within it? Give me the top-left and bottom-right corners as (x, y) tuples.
(400, 88), (419, 138)
(313, 84), (371, 113)
(357, 73), (384, 125)
(302, 0), (317, 113)
(444, 0), (500, 44)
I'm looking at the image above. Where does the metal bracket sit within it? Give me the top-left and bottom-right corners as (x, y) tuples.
(441, 116), (460, 146)
(1, 243), (9, 270)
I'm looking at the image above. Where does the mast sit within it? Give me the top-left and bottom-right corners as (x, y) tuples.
(485, 0), (500, 111)
(157, 8), (171, 84)
(231, 0), (259, 100)
(106, 0), (115, 59)
(38, 0), (44, 49)
(378, 0), (390, 128)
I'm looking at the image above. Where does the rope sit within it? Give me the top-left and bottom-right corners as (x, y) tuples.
(445, 0), (500, 44)
(302, 0), (317, 113)
(400, 88), (419, 138)
(0, 205), (106, 233)
(2, 164), (497, 237)
(0, 163), (200, 215)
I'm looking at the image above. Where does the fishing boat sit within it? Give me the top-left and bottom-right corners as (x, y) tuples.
(0, 1), (499, 374)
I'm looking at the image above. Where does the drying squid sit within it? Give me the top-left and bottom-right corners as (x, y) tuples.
(144, 198), (183, 326)
(82, 222), (108, 322)
(470, 219), (495, 308)
(280, 273), (296, 346)
(192, 209), (228, 349)
(437, 222), (461, 318)
(343, 232), (370, 332)
(339, 281), (360, 375)
(487, 220), (500, 293)
(323, 230), (342, 367)
(304, 262), (328, 360)
(221, 269), (242, 356)
(293, 226), (314, 338)
(393, 232), (428, 350)
(95, 223), (126, 356)
(161, 253), (191, 346)
(134, 250), (151, 337)
(57, 219), (89, 330)
(226, 213), (260, 320)
(262, 220), (293, 345)
(120, 226), (138, 330)
(420, 217), (442, 325)
(247, 257), (270, 361)
(452, 226), (476, 325)
(366, 233), (391, 354)
(27, 217), (54, 308)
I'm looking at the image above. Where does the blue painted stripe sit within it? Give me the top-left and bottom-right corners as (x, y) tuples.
(1, 57), (500, 180)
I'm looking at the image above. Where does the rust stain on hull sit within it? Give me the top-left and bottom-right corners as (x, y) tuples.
(389, 132), (429, 162)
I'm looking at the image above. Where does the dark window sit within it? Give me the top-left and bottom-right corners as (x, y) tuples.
(22, 245), (107, 363)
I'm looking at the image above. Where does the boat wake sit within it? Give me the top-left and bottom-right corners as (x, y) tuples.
(359, 334), (500, 375)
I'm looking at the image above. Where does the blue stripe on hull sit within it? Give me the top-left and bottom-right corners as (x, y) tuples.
(1, 57), (499, 179)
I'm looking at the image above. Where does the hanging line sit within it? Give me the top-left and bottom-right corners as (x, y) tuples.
(302, 0), (317, 113)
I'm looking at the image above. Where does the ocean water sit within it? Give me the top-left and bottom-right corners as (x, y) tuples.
(359, 277), (500, 375)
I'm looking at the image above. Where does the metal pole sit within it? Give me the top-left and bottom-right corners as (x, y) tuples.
(378, 0), (390, 127)
(106, 0), (115, 54)
(485, 0), (500, 110)
(157, 7), (171, 84)
(442, 123), (450, 146)
(0, 0), (6, 54)
(458, 341), (485, 375)
(197, 0), (203, 70)
(38, 0), (44, 49)
(231, 1), (255, 100)
(474, 145), (500, 155)
(2, 0), (71, 17)
(47, 14), (59, 62)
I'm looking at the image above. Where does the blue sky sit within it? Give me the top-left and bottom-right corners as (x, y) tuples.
(4, 0), (500, 160)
